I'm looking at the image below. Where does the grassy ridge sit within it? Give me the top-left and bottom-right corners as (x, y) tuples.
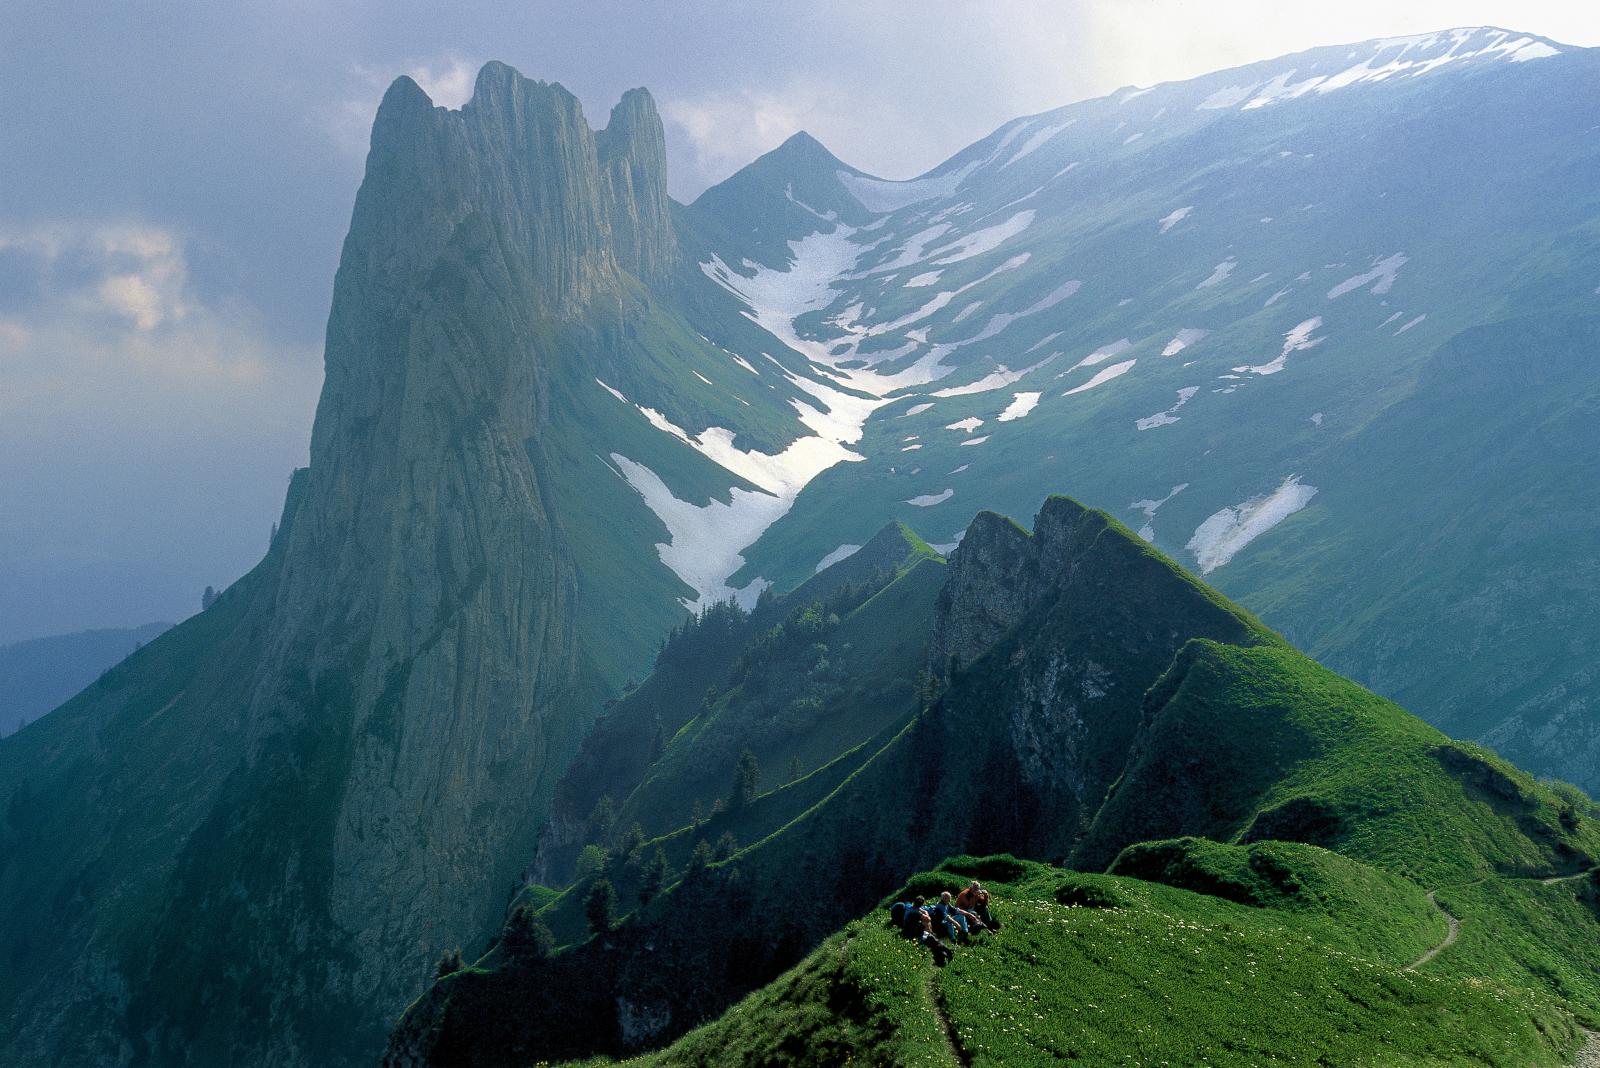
(619, 857), (1584, 1067)
(387, 498), (1600, 1065)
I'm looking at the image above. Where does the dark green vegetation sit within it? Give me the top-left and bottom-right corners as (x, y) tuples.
(386, 496), (1600, 1066)
(0, 621), (171, 737)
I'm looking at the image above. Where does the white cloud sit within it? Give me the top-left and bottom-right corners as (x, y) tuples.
(406, 55), (478, 109)
(0, 221), (321, 637)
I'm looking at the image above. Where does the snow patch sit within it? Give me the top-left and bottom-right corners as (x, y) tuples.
(1158, 206), (1194, 234)
(1328, 253), (1407, 299)
(945, 417), (984, 433)
(928, 211), (1036, 265)
(997, 392), (1041, 422)
(1396, 314), (1426, 334)
(611, 454), (777, 611)
(959, 436), (990, 446)
(1064, 359), (1136, 395)
(1234, 317), (1324, 376)
(933, 355), (1055, 397)
(906, 270), (943, 288)
(1196, 258), (1237, 289)
(815, 543), (862, 573)
(1075, 339), (1132, 369)
(906, 488), (954, 507)
(1130, 483), (1189, 541)
(1186, 476), (1318, 574)
(1003, 119), (1075, 168)
(1161, 328), (1209, 357)
(1135, 386), (1199, 430)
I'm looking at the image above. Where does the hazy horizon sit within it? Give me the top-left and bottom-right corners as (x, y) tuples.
(4, 0), (1599, 643)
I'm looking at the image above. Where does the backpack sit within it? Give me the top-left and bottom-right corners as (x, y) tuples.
(889, 901), (913, 929)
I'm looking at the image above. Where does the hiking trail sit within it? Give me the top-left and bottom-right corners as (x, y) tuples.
(1406, 891), (1459, 971)
(1573, 1030), (1600, 1068)
(925, 968), (971, 1067)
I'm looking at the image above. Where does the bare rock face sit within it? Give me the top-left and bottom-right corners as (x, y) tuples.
(0, 64), (680, 1067)
(932, 497), (1262, 856)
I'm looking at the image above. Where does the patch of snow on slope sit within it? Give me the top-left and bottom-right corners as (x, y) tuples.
(1136, 386), (1200, 430)
(903, 402), (935, 417)
(1158, 206), (1194, 234)
(956, 278), (1081, 347)
(1234, 317), (1324, 376)
(1004, 119), (1075, 168)
(1161, 328), (1209, 357)
(933, 355), (1056, 397)
(785, 183), (838, 223)
(1130, 483), (1189, 541)
(959, 436), (990, 446)
(946, 417), (984, 433)
(869, 224), (952, 274)
(952, 301), (983, 324)
(928, 211), (1036, 265)
(815, 543), (862, 572)
(950, 464), (970, 474)
(1074, 338), (1133, 369)
(1396, 314), (1426, 334)
(839, 172), (963, 213)
(906, 270), (943, 287)
(1197, 258), (1237, 289)
(596, 378), (628, 403)
(906, 488), (954, 507)
(1065, 359), (1136, 395)
(1186, 476), (1318, 574)
(1328, 253), (1407, 298)
(1198, 84), (1255, 109)
(611, 454), (779, 611)
(998, 392), (1041, 422)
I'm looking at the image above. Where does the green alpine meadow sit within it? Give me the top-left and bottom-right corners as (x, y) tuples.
(3, 12), (1600, 1067)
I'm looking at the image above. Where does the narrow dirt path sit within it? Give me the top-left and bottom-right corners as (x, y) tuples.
(924, 969), (971, 1067)
(1406, 891), (1460, 971)
(1542, 866), (1598, 886)
(1572, 1030), (1600, 1068)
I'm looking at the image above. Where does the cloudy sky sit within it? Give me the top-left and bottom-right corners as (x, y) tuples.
(3, 0), (1597, 643)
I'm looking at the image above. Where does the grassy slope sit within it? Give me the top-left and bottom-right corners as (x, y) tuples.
(388, 499), (1600, 1066)
(624, 856), (1584, 1067)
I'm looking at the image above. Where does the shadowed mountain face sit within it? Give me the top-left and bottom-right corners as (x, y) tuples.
(0, 66), (698, 1066)
(5, 28), (1600, 1067)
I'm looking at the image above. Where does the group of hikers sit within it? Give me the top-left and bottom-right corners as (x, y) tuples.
(887, 881), (1000, 964)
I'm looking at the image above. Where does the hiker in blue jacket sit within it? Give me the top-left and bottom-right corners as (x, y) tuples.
(933, 890), (985, 942)
(890, 896), (955, 964)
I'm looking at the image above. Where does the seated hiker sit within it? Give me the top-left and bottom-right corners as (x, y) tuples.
(955, 881), (1000, 931)
(898, 896), (954, 964)
(934, 890), (984, 941)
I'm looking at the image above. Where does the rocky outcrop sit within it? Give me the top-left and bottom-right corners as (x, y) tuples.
(0, 63), (683, 1067)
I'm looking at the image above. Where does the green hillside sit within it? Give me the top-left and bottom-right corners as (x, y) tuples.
(621, 855), (1589, 1067)
(385, 495), (1600, 1066)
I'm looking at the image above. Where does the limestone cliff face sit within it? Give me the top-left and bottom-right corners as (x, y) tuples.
(0, 63), (679, 1067)
(932, 497), (1262, 856)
